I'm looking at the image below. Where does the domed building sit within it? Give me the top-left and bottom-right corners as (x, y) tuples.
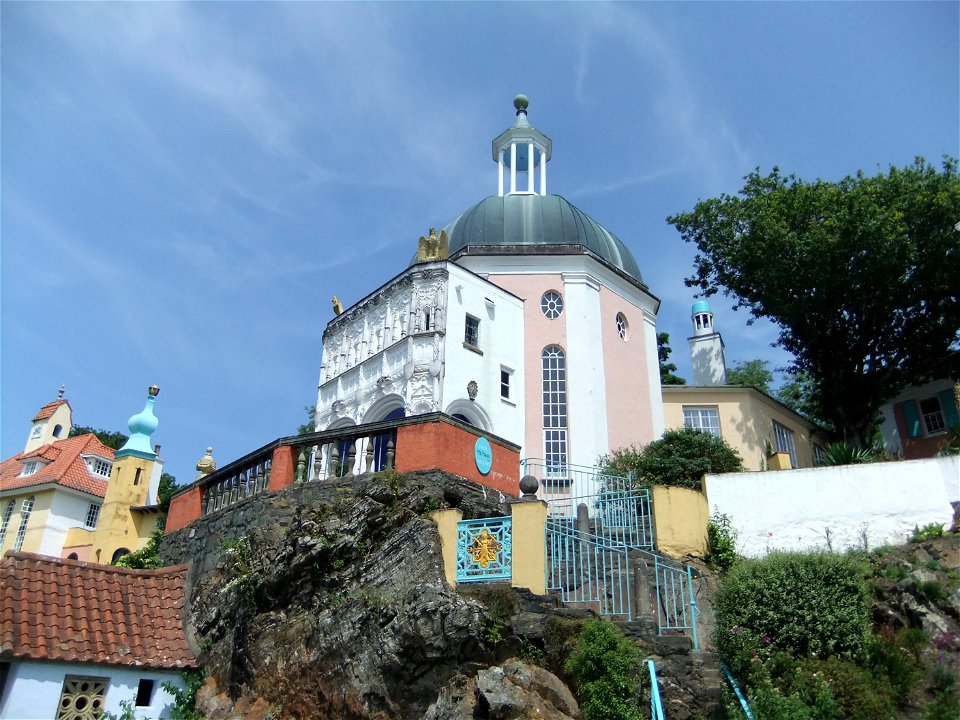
(314, 97), (662, 491)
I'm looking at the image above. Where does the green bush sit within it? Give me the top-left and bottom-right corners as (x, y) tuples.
(910, 522), (945, 543)
(706, 512), (739, 572)
(715, 552), (870, 670)
(598, 428), (744, 490)
(566, 619), (642, 720)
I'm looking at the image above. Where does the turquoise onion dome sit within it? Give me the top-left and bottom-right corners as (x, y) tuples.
(115, 385), (160, 459)
(691, 300), (712, 316)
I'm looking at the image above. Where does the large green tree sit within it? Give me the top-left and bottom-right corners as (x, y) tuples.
(669, 157), (960, 443)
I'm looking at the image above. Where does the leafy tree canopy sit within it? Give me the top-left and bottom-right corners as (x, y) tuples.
(70, 426), (128, 450)
(669, 157), (960, 444)
(598, 428), (744, 490)
(657, 332), (686, 385)
(298, 405), (316, 435)
(726, 359), (774, 394)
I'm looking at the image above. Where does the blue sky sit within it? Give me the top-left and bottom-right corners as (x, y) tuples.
(2, 2), (957, 483)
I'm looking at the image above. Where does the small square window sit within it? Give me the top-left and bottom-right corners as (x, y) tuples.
(136, 678), (155, 707)
(500, 369), (511, 399)
(21, 461), (38, 476)
(919, 397), (946, 434)
(91, 459), (111, 478)
(464, 315), (480, 347)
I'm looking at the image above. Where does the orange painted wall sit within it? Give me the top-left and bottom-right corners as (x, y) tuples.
(165, 485), (203, 533)
(396, 420), (519, 497)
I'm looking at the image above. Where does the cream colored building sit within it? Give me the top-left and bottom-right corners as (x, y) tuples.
(661, 301), (829, 471)
(662, 385), (828, 471)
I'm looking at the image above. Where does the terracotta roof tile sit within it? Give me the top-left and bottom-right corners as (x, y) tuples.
(0, 553), (197, 670)
(0, 434), (114, 498)
(32, 399), (70, 422)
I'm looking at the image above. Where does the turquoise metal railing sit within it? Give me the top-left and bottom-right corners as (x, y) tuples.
(456, 517), (512, 583)
(528, 459), (699, 647)
(647, 660), (666, 720)
(721, 663), (755, 719)
(652, 554), (699, 650)
(545, 519), (633, 619)
(522, 459), (654, 549)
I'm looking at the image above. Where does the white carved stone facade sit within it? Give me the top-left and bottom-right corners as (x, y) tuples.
(315, 261), (525, 443)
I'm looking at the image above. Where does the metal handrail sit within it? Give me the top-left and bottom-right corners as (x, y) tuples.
(721, 663), (755, 720)
(647, 659), (666, 720)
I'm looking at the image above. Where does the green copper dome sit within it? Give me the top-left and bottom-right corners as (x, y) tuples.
(440, 194), (644, 283)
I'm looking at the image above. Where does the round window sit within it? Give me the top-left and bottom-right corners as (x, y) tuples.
(616, 312), (628, 340)
(541, 291), (564, 319)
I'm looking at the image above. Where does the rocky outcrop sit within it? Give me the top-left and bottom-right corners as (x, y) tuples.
(162, 471), (509, 719)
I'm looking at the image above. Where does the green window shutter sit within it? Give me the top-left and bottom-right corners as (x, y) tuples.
(938, 389), (959, 429)
(901, 400), (922, 438)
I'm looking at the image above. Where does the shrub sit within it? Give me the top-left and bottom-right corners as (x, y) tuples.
(868, 628), (925, 704)
(715, 552), (870, 670)
(113, 530), (164, 569)
(566, 619), (642, 720)
(706, 512), (739, 572)
(911, 522), (945, 543)
(817, 441), (880, 466)
(598, 428), (744, 490)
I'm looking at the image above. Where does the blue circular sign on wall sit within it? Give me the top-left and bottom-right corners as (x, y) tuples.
(474, 437), (493, 475)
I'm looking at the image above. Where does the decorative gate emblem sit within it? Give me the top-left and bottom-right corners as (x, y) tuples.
(467, 529), (502, 567)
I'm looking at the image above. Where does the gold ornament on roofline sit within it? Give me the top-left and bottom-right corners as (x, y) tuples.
(416, 227), (449, 263)
(196, 447), (216, 479)
(332, 296), (344, 315)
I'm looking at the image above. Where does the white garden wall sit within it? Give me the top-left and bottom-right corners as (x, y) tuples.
(704, 455), (958, 558)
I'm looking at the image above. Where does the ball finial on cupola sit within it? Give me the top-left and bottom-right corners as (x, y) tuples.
(514, 94), (529, 115)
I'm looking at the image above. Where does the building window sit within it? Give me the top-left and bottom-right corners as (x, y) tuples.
(464, 315), (480, 347)
(112, 548), (131, 564)
(56, 676), (107, 720)
(542, 346), (568, 473)
(0, 500), (15, 547)
(21, 461), (38, 476)
(136, 679), (155, 707)
(901, 390), (959, 438)
(616, 312), (628, 340)
(683, 406), (721, 437)
(500, 368), (511, 400)
(53, 424), (63, 438)
(12, 496), (34, 551)
(90, 459), (112, 478)
(813, 444), (826, 465)
(134, 468), (142, 485)
(85, 503), (101, 529)
(773, 421), (797, 469)
(919, 397), (946, 434)
(540, 291), (564, 319)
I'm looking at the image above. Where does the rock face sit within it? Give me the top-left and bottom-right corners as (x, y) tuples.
(425, 660), (580, 720)
(161, 471), (579, 719)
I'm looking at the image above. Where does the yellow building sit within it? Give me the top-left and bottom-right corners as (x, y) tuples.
(662, 385), (828, 471)
(661, 301), (829, 471)
(0, 386), (164, 563)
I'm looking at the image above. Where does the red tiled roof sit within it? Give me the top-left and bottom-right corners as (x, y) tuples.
(0, 552), (197, 670)
(32, 399), (70, 422)
(0, 435), (114, 497)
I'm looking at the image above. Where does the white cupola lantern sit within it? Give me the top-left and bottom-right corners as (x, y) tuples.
(492, 95), (553, 197)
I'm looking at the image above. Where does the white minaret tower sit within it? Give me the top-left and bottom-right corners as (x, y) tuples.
(688, 300), (728, 386)
(492, 94), (552, 197)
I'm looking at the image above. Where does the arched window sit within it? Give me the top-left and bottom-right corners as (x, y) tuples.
(542, 346), (568, 474)
(67, 553), (79, 561)
(111, 548), (130, 564)
(53, 424), (63, 438)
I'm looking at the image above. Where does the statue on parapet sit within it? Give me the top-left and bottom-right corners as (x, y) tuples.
(196, 447), (217, 479)
(416, 227), (449, 263)
(332, 296), (344, 315)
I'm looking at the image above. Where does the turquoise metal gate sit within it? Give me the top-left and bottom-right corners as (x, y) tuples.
(456, 517), (512, 583)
